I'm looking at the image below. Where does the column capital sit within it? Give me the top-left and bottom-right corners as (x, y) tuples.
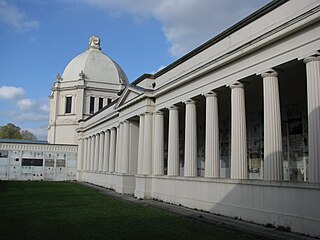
(168, 105), (178, 110)
(184, 99), (196, 105)
(229, 81), (244, 89)
(144, 111), (153, 115)
(100, 131), (105, 135)
(154, 110), (163, 115)
(204, 91), (218, 97)
(261, 69), (278, 78)
(139, 113), (145, 117)
(124, 120), (129, 123)
(304, 55), (320, 64)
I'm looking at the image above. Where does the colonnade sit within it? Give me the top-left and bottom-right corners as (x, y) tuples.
(78, 56), (320, 182)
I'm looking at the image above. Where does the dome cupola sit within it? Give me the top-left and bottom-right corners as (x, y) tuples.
(61, 35), (128, 85)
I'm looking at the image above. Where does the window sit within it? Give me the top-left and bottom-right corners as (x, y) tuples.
(99, 97), (103, 110)
(65, 96), (72, 114)
(22, 158), (43, 166)
(90, 96), (95, 114)
(107, 98), (112, 105)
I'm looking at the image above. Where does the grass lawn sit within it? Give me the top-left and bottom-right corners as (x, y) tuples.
(0, 181), (264, 240)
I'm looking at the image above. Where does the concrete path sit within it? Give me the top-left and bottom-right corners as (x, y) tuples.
(77, 181), (317, 240)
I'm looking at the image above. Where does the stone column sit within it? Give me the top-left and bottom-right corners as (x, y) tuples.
(109, 128), (116, 172)
(87, 137), (91, 171)
(230, 82), (247, 179)
(94, 134), (100, 172)
(115, 125), (120, 173)
(83, 138), (88, 171)
(77, 137), (84, 172)
(122, 120), (130, 174)
(98, 131), (105, 172)
(153, 111), (164, 175)
(262, 70), (283, 180)
(90, 135), (95, 171)
(304, 56), (320, 182)
(137, 114), (145, 174)
(103, 130), (110, 172)
(204, 91), (220, 178)
(168, 105), (179, 176)
(184, 99), (197, 177)
(143, 112), (153, 174)
(118, 122), (124, 173)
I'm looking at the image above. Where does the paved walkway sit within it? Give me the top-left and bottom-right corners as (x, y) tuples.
(77, 182), (317, 240)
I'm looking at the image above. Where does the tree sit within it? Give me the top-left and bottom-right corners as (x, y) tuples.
(21, 130), (37, 141)
(0, 123), (22, 139)
(0, 123), (37, 140)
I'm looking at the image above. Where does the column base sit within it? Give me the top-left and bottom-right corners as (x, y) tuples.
(115, 173), (136, 194)
(134, 174), (152, 199)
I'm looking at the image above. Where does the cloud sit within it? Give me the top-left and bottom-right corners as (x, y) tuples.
(0, 0), (40, 32)
(17, 98), (36, 110)
(77, 0), (269, 56)
(0, 86), (25, 99)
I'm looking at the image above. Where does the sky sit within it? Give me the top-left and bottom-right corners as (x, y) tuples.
(0, 0), (270, 140)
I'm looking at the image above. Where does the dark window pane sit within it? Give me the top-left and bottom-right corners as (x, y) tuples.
(65, 96), (72, 114)
(99, 97), (103, 110)
(90, 97), (95, 114)
(22, 158), (43, 166)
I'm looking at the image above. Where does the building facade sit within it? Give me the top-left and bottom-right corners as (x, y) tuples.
(48, 0), (320, 237)
(47, 36), (127, 145)
(0, 140), (77, 181)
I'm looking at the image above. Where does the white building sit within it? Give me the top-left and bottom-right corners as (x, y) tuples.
(0, 139), (77, 181)
(47, 35), (127, 145)
(2, 0), (318, 237)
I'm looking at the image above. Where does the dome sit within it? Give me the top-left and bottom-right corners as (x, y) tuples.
(61, 36), (128, 85)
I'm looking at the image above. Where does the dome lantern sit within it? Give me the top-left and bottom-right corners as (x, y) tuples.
(88, 35), (101, 50)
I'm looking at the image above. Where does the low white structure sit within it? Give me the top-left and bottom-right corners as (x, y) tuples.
(0, 140), (77, 181)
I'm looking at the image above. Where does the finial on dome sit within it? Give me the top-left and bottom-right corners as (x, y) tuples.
(88, 35), (101, 50)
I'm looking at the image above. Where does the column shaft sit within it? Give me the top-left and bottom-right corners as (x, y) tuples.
(184, 99), (197, 177)
(230, 82), (247, 179)
(109, 128), (116, 172)
(143, 112), (153, 174)
(118, 122), (124, 173)
(115, 125), (120, 173)
(137, 114), (145, 174)
(77, 138), (84, 172)
(90, 136), (94, 171)
(94, 134), (100, 172)
(205, 92), (220, 178)
(98, 132), (105, 171)
(153, 111), (164, 175)
(304, 56), (320, 182)
(103, 130), (110, 172)
(83, 138), (88, 171)
(168, 105), (179, 176)
(262, 70), (283, 180)
(87, 137), (91, 171)
(122, 121), (130, 174)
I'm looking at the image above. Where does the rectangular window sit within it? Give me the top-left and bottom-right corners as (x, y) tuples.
(65, 96), (72, 114)
(107, 98), (112, 105)
(99, 97), (103, 110)
(90, 96), (95, 114)
(22, 158), (43, 166)
(0, 150), (8, 158)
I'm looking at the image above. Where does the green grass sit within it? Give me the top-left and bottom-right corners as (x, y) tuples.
(0, 181), (263, 240)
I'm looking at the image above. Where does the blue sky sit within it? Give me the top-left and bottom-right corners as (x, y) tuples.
(0, 0), (270, 140)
